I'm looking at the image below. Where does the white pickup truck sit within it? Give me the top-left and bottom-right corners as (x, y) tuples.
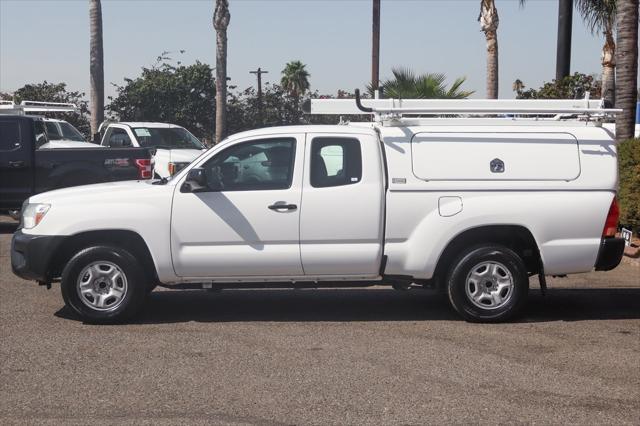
(11, 95), (625, 323)
(98, 122), (206, 178)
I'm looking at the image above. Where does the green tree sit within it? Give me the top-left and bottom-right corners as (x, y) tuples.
(0, 81), (91, 138)
(575, 0), (617, 105)
(281, 61), (311, 99)
(513, 72), (601, 99)
(89, 0), (104, 137)
(107, 61), (216, 143)
(374, 68), (474, 99)
(479, 0), (500, 99)
(227, 83), (304, 134)
(618, 138), (640, 231)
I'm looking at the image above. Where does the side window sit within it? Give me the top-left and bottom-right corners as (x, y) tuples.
(45, 122), (62, 141)
(201, 137), (295, 191)
(310, 137), (362, 188)
(0, 121), (21, 151)
(34, 120), (48, 149)
(108, 128), (132, 147)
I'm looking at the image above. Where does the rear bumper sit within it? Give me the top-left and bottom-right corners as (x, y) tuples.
(11, 230), (65, 282)
(594, 237), (625, 271)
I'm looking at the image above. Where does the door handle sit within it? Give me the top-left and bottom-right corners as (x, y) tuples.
(8, 161), (25, 168)
(268, 203), (297, 211)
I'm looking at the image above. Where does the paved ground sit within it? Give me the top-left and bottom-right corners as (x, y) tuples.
(1, 217), (639, 425)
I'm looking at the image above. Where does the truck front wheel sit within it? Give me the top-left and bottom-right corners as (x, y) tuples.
(446, 245), (529, 323)
(61, 246), (147, 323)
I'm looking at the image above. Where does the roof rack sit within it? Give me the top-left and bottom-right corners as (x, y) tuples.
(305, 89), (621, 122)
(0, 100), (79, 115)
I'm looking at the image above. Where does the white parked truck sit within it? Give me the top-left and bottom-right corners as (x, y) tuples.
(11, 94), (625, 323)
(98, 122), (206, 178)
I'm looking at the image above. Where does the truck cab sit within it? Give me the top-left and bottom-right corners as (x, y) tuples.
(99, 122), (206, 178)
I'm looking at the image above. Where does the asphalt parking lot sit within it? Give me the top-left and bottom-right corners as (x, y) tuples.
(1, 218), (639, 425)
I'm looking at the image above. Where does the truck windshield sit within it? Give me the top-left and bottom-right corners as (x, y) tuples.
(59, 122), (86, 141)
(46, 121), (85, 142)
(132, 127), (204, 150)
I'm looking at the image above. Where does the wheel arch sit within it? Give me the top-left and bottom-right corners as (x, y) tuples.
(432, 224), (542, 288)
(49, 229), (158, 283)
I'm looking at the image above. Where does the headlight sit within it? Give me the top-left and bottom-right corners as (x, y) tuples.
(22, 203), (50, 229)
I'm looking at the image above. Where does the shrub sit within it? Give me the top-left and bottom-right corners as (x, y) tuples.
(514, 73), (601, 99)
(618, 138), (640, 232)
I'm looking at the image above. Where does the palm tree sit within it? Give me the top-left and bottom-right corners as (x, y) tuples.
(556, 0), (574, 80)
(374, 68), (474, 99)
(615, 0), (639, 141)
(281, 61), (310, 100)
(213, 0), (230, 144)
(575, 0), (617, 105)
(371, 0), (381, 91)
(520, 1), (574, 81)
(479, 0), (499, 99)
(89, 0), (104, 138)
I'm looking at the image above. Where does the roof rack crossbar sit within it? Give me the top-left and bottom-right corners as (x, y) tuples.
(0, 100), (79, 115)
(306, 89), (621, 118)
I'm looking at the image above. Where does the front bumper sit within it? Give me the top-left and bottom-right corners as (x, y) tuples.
(594, 237), (625, 271)
(11, 230), (65, 282)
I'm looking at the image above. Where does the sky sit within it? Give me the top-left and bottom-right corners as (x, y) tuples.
(0, 0), (618, 102)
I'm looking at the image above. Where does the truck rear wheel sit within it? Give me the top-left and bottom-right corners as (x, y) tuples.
(446, 245), (528, 322)
(61, 246), (147, 323)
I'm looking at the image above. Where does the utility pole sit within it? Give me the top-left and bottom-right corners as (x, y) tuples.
(250, 67), (269, 100)
(555, 0), (573, 81)
(371, 0), (381, 91)
(250, 67), (269, 124)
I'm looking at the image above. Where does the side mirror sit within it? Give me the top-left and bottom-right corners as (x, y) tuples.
(181, 168), (209, 193)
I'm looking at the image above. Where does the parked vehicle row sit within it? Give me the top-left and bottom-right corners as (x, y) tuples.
(0, 100), (206, 216)
(0, 115), (153, 214)
(11, 95), (626, 324)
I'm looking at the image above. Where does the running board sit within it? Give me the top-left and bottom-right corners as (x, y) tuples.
(159, 281), (382, 291)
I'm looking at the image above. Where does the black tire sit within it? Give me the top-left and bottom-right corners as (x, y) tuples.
(446, 245), (529, 323)
(61, 246), (147, 323)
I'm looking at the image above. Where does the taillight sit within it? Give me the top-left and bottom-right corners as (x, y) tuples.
(602, 197), (619, 237)
(135, 159), (153, 179)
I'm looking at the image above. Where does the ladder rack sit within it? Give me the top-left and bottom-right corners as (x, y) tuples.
(305, 89), (621, 121)
(0, 100), (79, 115)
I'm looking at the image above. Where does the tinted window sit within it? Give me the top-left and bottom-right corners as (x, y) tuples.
(59, 122), (86, 141)
(45, 122), (62, 140)
(0, 121), (21, 151)
(133, 127), (203, 149)
(310, 137), (362, 188)
(34, 120), (48, 149)
(201, 138), (295, 191)
(108, 128), (132, 147)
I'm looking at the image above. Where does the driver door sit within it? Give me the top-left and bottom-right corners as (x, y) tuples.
(170, 134), (304, 278)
